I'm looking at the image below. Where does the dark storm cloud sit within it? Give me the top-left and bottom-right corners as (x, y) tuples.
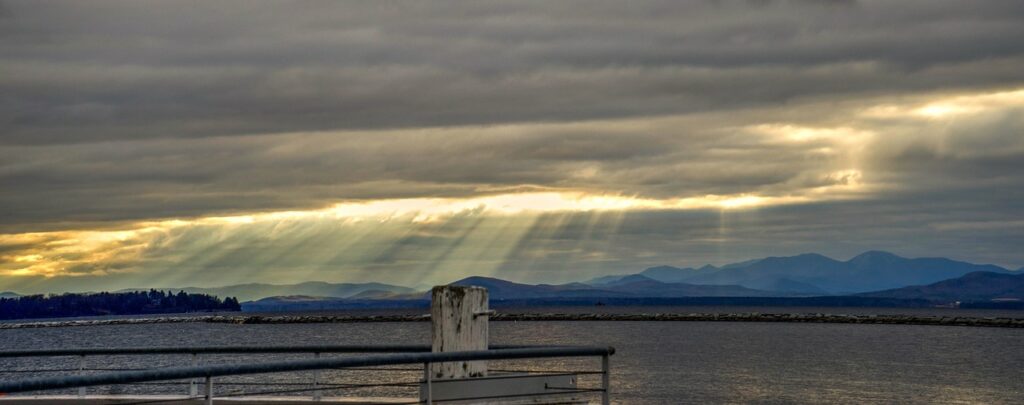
(3, 1), (1024, 145)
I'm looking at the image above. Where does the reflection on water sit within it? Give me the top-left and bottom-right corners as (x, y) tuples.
(1, 319), (1022, 404)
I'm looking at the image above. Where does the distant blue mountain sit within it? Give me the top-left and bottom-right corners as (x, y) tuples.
(227, 251), (1021, 311)
(859, 271), (1024, 302)
(753, 278), (831, 295)
(450, 275), (778, 299)
(585, 265), (707, 285)
(451, 276), (640, 299)
(585, 274), (631, 285)
(0, 291), (21, 299)
(604, 274), (662, 286)
(640, 265), (707, 283)
(239, 257), (1023, 311)
(589, 251), (1012, 294)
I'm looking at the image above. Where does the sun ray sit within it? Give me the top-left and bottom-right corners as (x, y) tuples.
(1, 187), (866, 291)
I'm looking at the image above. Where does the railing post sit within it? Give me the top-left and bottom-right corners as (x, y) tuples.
(430, 285), (489, 379)
(601, 354), (611, 405)
(190, 353), (198, 397)
(77, 355), (86, 398)
(312, 352), (321, 401)
(205, 375), (213, 405)
(423, 362), (432, 405)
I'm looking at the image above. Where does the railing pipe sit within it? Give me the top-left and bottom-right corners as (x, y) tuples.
(0, 344), (549, 358)
(0, 345), (432, 358)
(0, 346), (614, 394)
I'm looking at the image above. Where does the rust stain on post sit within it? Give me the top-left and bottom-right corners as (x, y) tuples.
(430, 285), (488, 379)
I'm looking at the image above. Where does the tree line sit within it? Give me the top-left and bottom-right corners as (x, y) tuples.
(0, 290), (241, 320)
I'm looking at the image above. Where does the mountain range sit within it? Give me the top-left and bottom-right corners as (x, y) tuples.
(243, 269), (1023, 312)
(448, 275), (778, 299)
(245, 251), (1021, 310)
(13, 251), (1019, 310)
(859, 271), (1024, 302)
(241, 275), (785, 311)
(589, 251), (1011, 294)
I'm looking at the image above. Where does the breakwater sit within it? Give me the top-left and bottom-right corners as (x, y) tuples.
(2, 312), (1023, 329)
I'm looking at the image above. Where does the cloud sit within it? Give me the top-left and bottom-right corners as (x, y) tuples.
(3, 1), (1024, 145)
(1, 1), (1023, 291)
(0, 108), (866, 231)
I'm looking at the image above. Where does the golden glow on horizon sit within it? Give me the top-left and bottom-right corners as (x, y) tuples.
(3, 87), (1022, 285)
(1, 190), (831, 279)
(185, 191), (820, 228)
(324, 192), (786, 222)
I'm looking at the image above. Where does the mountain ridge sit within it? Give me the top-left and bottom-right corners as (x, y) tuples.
(243, 270), (1023, 311)
(593, 251), (1013, 294)
(858, 271), (1024, 302)
(22, 251), (1017, 304)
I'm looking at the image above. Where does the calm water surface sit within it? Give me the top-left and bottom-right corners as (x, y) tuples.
(2, 315), (1022, 404)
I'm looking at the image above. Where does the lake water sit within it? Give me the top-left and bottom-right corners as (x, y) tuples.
(1, 308), (1022, 404)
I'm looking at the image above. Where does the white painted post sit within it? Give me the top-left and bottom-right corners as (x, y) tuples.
(430, 285), (489, 379)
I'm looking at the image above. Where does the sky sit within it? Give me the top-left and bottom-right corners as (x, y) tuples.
(2, 0), (1024, 293)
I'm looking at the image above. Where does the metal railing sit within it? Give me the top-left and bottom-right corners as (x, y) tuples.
(0, 345), (614, 404)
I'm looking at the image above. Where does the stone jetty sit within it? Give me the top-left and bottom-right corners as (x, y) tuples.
(2, 312), (1022, 329)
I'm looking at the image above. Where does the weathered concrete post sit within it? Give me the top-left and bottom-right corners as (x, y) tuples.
(431, 285), (489, 379)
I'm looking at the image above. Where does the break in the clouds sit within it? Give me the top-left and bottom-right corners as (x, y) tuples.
(2, 1), (1024, 292)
